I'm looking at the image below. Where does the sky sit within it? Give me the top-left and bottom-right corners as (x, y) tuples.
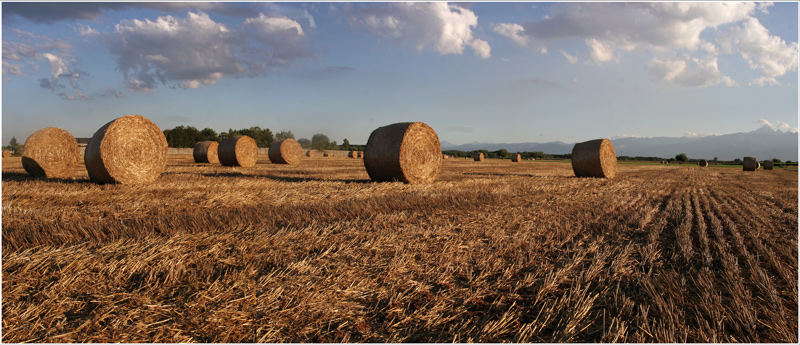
(2, 1), (798, 145)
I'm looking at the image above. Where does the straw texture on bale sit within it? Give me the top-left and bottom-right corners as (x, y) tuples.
(84, 115), (168, 184)
(269, 138), (304, 165)
(193, 141), (219, 164)
(571, 138), (617, 178)
(698, 160), (708, 167)
(474, 152), (484, 162)
(22, 127), (79, 179)
(511, 154), (522, 162)
(218, 136), (257, 167)
(364, 122), (442, 184)
(763, 160), (774, 170)
(2, 150), (11, 158)
(743, 157), (758, 171)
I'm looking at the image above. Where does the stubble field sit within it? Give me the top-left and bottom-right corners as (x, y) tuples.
(1, 154), (797, 342)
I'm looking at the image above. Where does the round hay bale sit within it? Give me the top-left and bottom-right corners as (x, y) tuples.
(22, 127), (79, 179)
(84, 115), (167, 184)
(442, 153), (448, 160)
(323, 151), (330, 157)
(511, 154), (522, 162)
(698, 159), (708, 167)
(358, 151), (364, 159)
(364, 122), (442, 184)
(763, 160), (774, 170)
(193, 141), (219, 164)
(742, 156), (758, 171)
(571, 138), (617, 178)
(269, 138), (303, 165)
(348, 150), (358, 158)
(218, 135), (257, 167)
(306, 150), (315, 158)
(2, 149), (11, 157)
(474, 152), (484, 162)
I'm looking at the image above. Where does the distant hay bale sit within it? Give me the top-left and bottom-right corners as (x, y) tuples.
(348, 150), (358, 158)
(474, 152), (484, 162)
(85, 115), (168, 184)
(323, 151), (330, 157)
(22, 127), (79, 179)
(511, 154), (522, 162)
(442, 153), (448, 160)
(358, 151), (364, 158)
(193, 141), (219, 164)
(2, 150), (10, 157)
(364, 122), (442, 184)
(698, 159), (708, 167)
(219, 135), (258, 167)
(306, 150), (315, 158)
(269, 138), (303, 165)
(763, 160), (774, 170)
(743, 156), (758, 171)
(571, 138), (617, 178)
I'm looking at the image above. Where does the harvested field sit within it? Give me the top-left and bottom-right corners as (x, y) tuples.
(2, 155), (797, 342)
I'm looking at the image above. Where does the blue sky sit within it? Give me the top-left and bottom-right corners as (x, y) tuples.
(2, 1), (798, 145)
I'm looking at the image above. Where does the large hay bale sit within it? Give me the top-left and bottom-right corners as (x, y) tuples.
(364, 122), (442, 184)
(2, 149), (11, 157)
(698, 159), (708, 167)
(193, 141), (219, 164)
(763, 160), (774, 170)
(22, 127), (79, 179)
(511, 154), (522, 162)
(743, 156), (758, 171)
(85, 115), (168, 184)
(571, 138), (617, 178)
(219, 135), (257, 167)
(474, 152), (484, 162)
(269, 138), (303, 165)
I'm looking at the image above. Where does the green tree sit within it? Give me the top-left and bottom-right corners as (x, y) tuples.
(341, 138), (351, 150)
(713, 157), (718, 162)
(675, 153), (688, 162)
(9, 136), (18, 154)
(311, 133), (330, 150)
(275, 131), (294, 141)
(297, 138), (311, 149)
(199, 128), (218, 141)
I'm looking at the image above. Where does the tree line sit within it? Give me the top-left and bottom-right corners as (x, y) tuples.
(161, 126), (364, 151)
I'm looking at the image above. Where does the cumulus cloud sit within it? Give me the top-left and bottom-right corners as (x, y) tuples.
(109, 11), (312, 91)
(718, 17), (798, 86)
(493, 23), (527, 47)
(349, 2), (490, 59)
(77, 24), (99, 37)
(559, 50), (578, 64)
(647, 56), (736, 87)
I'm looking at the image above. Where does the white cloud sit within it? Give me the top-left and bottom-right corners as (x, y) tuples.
(585, 38), (615, 63)
(559, 50), (578, 64)
(759, 119), (774, 127)
(77, 24), (99, 37)
(351, 2), (490, 59)
(777, 121), (798, 133)
(109, 11), (312, 91)
(493, 23), (527, 46)
(2, 61), (25, 79)
(647, 56), (736, 87)
(750, 76), (781, 87)
(718, 17), (798, 86)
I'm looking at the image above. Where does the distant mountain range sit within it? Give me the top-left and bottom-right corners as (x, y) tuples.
(441, 125), (798, 161)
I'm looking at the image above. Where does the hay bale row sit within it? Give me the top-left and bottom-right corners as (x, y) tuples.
(571, 138), (617, 178)
(743, 156), (758, 171)
(364, 122), (441, 184)
(22, 127), (80, 179)
(219, 136), (257, 168)
(511, 154), (521, 162)
(193, 141), (219, 164)
(269, 138), (303, 165)
(474, 152), (484, 162)
(85, 115), (168, 184)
